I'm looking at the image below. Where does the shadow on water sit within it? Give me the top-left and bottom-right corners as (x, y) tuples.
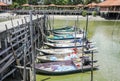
(41, 77), (51, 81)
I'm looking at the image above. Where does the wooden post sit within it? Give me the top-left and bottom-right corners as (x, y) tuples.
(91, 51), (94, 81)
(85, 12), (88, 39)
(17, 21), (20, 47)
(36, 15), (39, 48)
(29, 10), (36, 81)
(0, 39), (1, 48)
(23, 18), (28, 81)
(81, 27), (86, 73)
(23, 35), (27, 81)
(24, 17), (32, 64)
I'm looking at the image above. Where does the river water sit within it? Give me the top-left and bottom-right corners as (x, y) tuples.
(36, 19), (120, 81)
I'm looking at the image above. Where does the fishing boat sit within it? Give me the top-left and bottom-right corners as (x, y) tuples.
(53, 26), (82, 34)
(36, 47), (97, 55)
(53, 26), (74, 31)
(47, 38), (93, 45)
(47, 33), (83, 40)
(36, 48), (74, 55)
(35, 60), (98, 75)
(37, 53), (97, 62)
(53, 29), (83, 34)
(44, 42), (82, 48)
(44, 42), (94, 49)
(37, 53), (80, 62)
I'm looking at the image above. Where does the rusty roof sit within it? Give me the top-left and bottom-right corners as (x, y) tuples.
(87, 2), (98, 7)
(98, 0), (120, 7)
(56, 5), (76, 8)
(22, 4), (30, 7)
(110, 0), (120, 6)
(76, 4), (83, 7)
(0, 2), (8, 6)
(49, 4), (56, 6)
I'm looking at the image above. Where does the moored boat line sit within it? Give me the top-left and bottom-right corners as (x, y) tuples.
(35, 26), (98, 75)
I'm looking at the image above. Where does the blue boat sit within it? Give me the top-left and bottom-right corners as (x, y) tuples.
(47, 33), (83, 40)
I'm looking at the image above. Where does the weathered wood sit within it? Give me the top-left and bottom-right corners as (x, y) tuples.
(1, 68), (16, 81)
(91, 51), (94, 81)
(16, 66), (30, 70)
(0, 38), (25, 56)
(29, 10), (36, 81)
(11, 27), (28, 35)
(5, 25), (21, 66)
(10, 30), (29, 42)
(24, 17), (32, 65)
(0, 15), (47, 81)
(0, 39), (1, 48)
(0, 50), (23, 73)
(0, 44), (24, 64)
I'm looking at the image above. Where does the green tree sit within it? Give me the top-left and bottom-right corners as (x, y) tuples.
(28, 0), (38, 5)
(13, 0), (27, 5)
(83, 0), (101, 4)
(44, 0), (51, 5)
(56, 0), (68, 5)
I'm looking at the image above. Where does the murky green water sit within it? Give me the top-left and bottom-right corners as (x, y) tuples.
(36, 19), (120, 81)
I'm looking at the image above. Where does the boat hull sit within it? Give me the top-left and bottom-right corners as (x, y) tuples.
(35, 61), (98, 75)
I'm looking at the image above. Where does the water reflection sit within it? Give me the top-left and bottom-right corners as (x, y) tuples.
(92, 21), (120, 81)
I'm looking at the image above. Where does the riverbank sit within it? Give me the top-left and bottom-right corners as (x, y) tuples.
(49, 15), (120, 21)
(0, 12), (120, 23)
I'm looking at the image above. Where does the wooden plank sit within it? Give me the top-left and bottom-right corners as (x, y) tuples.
(1, 68), (16, 81)
(11, 26), (28, 35)
(0, 16), (45, 81)
(0, 51), (23, 73)
(0, 38), (25, 56)
(0, 53), (12, 64)
(0, 56), (15, 73)
(0, 45), (24, 64)
(10, 30), (29, 42)
(5, 25), (21, 67)
(16, 66), (30, 70)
